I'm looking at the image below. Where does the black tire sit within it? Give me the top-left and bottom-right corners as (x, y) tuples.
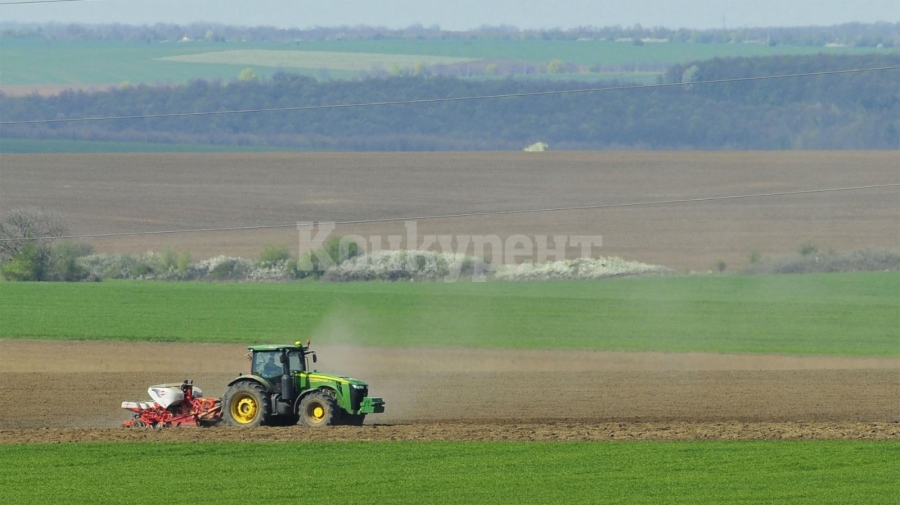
(222, 381), (271, 427)
(298, 390), (340, 427)
(343, 414), (366, 426)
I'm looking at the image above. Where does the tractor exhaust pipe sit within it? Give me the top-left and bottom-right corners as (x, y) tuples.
(280, 349), (295, 403)
(281, 373), (294, 402)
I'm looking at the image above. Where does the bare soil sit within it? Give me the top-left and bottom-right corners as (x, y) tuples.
(1, 340), (897, 443)
(1, 151), (897, 271)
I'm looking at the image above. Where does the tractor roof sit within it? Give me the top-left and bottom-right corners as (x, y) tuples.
(247, 343), (307, 352)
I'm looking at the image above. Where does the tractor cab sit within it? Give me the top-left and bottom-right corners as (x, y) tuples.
(248, 341), (316, 380)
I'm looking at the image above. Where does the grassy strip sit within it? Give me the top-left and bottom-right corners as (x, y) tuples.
(158, 49), (473, 71)
(1, 272), (897, 355)
(0, 441), (897, 504)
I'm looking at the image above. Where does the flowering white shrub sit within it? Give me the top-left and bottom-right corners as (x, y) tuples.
(245, 260), (298, 282)
(75, 250), (668, 282)
(322, 250), (477, 282)
(495, 256), (670, 281)
(79, 252), (171, 280)
(194, 255), (253, 280)
(78, 253), (295, 281)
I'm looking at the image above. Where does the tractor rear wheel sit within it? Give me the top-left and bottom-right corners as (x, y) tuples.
(298, 391), (339, 427)
(222, 381), (271, 427)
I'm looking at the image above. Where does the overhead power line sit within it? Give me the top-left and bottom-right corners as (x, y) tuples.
(1, 183), (896, 242)
(0, 0), (89, 4)
(2, 65), (898, 126)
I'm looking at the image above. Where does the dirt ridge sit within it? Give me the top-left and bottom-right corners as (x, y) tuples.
(2, 421), (897, 444)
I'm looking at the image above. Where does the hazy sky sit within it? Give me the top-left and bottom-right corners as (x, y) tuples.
(3, 0), (898, 30)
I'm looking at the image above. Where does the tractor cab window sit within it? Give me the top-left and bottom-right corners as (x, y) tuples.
(252, 350), (306, 377)
(253, 351), (282, 377)
(286, 351), (306, 373)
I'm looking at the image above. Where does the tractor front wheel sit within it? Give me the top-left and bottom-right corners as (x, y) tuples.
(298, 391), (339, 427)
(222, 381), (271, 427)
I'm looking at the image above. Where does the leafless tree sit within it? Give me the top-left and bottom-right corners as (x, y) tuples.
(0, 207), (69, 260)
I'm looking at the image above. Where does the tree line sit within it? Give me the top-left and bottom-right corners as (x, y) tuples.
(1, 21), (897, 47)
(1, 54), (897, 150)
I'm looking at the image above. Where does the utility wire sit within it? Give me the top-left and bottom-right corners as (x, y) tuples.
(2, 65), (898, 126)
(0, 0), (89, 4)
(2, 183), (896, 242)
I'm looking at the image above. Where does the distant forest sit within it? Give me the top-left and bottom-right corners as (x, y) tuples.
(1, 54), (898, 150)
(2, 21), (898, 48)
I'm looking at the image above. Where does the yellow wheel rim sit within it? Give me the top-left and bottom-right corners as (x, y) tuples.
(231, 393), (259, 424)
(312, 406), (325, 420)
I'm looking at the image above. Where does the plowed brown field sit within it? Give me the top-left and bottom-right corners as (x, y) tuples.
(1, 341), (897, 443)
(2, 151), (897, 271)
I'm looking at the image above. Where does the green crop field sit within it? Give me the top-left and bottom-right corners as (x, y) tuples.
(0, 40), (279, 85)
(289, 38), (895, 66)
(1, 38), (894, 86)
(2, 441), (897, 504)
(2, 272), (898, 355)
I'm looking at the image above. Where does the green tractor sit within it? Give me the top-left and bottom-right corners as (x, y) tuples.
(221, 341), (384, 427)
